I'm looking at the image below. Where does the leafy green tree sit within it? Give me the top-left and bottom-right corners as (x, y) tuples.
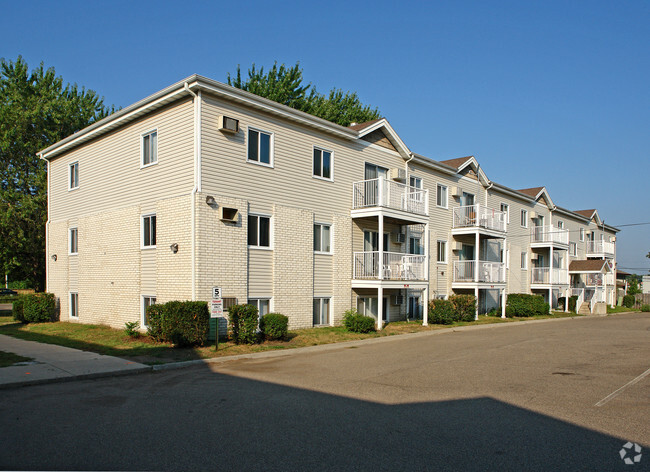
(626, 275), (642, 295)
(228, 62), (381, 127)
(0, 56), (113, 290)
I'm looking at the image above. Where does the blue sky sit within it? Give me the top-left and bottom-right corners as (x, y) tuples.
(2, 0), (648, 273)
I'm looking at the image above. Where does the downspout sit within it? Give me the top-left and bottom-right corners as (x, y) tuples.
(185, 82), (201, 301)
(39, 153), (50, 292)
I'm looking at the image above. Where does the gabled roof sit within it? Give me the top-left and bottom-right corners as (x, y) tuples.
(569, 259), (612, 273)
(517, 186), (555, 210)
(574, 209), (602, 226)
(348, 118), (411, 159)
(439, 155), (490, 186)
(440, 156), (474, 170)
(517, 187), (545, 198)
(348, 119), (383, 131)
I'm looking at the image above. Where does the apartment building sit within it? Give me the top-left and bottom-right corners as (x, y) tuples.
(40, 75), (619, 330)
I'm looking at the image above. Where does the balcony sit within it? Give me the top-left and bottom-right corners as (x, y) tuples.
(452, 260), (505, 284)
(530, 225), (569, 247)
(584, 273), (615, 287)
(586, 241), (615, 257)
(352, 178), (428, 220)
(353, 251), (426, 282)
(452, 204), (506, 234)
(531, 267), (569, 285)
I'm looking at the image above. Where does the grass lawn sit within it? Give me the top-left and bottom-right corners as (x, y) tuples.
(607, 305), (639, 314)
(0, 311), (584, 365)
(0, 350), (33, 368)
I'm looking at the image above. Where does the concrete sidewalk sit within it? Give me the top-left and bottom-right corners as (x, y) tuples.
(0, 334), (150, 389)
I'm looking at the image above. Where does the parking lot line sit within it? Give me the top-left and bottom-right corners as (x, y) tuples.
(595, 367), (650, 407)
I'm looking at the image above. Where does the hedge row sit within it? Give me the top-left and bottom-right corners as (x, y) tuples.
(12, 293), (56, 323)
(506, 294), (549, 317)
(428, 295), (476, 324)
(146, 300), (209, 347)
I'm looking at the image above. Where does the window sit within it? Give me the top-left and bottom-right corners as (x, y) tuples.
(410, 176), (422, 189)
(579, 228), (585, 241)
(521, 210), (528, 228)
(313, 297), (331, 326)
(313, 147), (332, 180)
(521, 252), (528, 270)
(436, 184), (448, 208)
(437, 240), (447, 263)
(142, 296), (156, 327)
(70, 292), (79, 319)
(569, 242), (577, 256)
(142, 131), (157, 166)
(314, 223), (331, 253)
(142, 214), (156, 248)
(248, 128), (273, 166)
(248, 298), (270, 320)
(364, 163), (388, 180)
(409, 236), (423, 255)
(500, 203), (509, 223)
(557, 220), (564, 229)
(69, 228), (78, 255)
(248, 214), (271, 248)
(69, 162), (79, 190)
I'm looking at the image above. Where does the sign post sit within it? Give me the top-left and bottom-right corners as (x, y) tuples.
(211, 287), (223, 351)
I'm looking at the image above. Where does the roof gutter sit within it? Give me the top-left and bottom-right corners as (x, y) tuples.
(184, 82), (200, 301)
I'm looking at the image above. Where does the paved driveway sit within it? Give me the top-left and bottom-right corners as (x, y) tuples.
(0, 313), (648, 471)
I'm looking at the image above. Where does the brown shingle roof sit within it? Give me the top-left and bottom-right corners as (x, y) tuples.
(440, 156), (473, 170)
(348, 119), (383, 131)
(574, 209), (597, 219)
(569, 259), (609, 273)
(517, 187), (545, 198)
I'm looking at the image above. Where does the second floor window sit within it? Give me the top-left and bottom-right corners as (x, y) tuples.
(313, 148), (332, 180)
(314, 223), (331, 253)
(69, 162), (79, 190)
(142, 214), (156, 248)
(500, 203), (509, 223)
(248, 214), (271, 248)
(248, 128), (273, 166)
(521, 210), (528, 228)
(569, 242), (577, 256)
(437, 240), (447, 263)
(436, 184), (448, 208)
(69, 228), (78, 255)
(142, 131), (157, 166)
(579, 228), (585, 241)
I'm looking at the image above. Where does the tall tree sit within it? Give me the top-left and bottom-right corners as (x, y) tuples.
(228, 62), (381, 127)
(0, 56), (113, 290)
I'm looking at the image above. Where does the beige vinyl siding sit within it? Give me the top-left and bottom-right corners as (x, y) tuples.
(48, 99), (195, 222)
(314, 254), (333, 296)
(248, 249), (272, 297)
(141, 249), (156, 293)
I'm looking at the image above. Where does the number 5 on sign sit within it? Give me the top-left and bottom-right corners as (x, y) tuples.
(212, 287), (222, 299)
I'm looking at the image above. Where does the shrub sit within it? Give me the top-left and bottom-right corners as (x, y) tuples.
(260, 313), (289, 340)
(506, 294), (548, 317)
(145, 301), (209, 346)
(228, 304), (260, 344)
(16, 293), (56, 323)
(449, 295), (476, 322)
(124, 321), (140, 338)
(641, 304), (650, 312)
(428, 299), (456, 324)
(622, 295), (635, 309)
(343, 309), (376, 333)
(8, 280), (30, 290)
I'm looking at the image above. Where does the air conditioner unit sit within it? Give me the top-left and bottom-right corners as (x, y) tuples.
(388, 168), (406, 182)
(451, 186), (461, 197)
(393, 295), (404, 305)
(530, 254), (539, 261)
(452, 242), (463, 251)
(218, 115), (239, 133)
(529, 211), (537, 219)
(219, 207), (239, 223)
(392, 232), (405, 243)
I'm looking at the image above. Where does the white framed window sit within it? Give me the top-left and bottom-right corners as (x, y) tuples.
(410, 176), (422, 189)
(521, 210), (528, 228)
(314, 223), (332, 253)
(70, 292), (79, 319)
(142, 295), (156, 327)
(69, 228), (78, 255)
(436, 184), (448, 208)
(569, 242), (577, 256)
(142, 130), (158, 167)
(142, 214), (157, 249)
(437, 240), (447, 263)
(248, 298), (271, 321)
(521, 252), (528, 270)
(500, 203), (509, 223)
(409, 236), (423, 255)
(313, 147), (333, 180)
(579, 228), (585, 241)
(69, 162), (79, 190)
(557, 220), (564, 229)
(248, 214), (271, 248)
(313, 297), (331, 326)
(247, 127), (273, 166)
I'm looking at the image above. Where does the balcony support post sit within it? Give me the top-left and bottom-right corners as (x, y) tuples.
(422, 287), (429, 326)
(377, 286), (384, 331)
(474, 287), (479, 320)
(548, 288), (552, 312)
(378, 214), (384, 281)
(564, 289), (569, 312)
(474, 232), (479, 283)
(501, 288), (506, 318)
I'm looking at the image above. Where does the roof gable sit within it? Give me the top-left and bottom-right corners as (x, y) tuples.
(349, 118), (411, 159)
(440, 155), (490, 186)
(574, 209), (602, 226)
(517, 186), (555, 210)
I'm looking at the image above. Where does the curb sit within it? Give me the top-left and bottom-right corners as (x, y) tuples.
(0, 365), (152, 390)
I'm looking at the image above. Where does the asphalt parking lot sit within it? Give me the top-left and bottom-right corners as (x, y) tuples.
(0, 313), (648, 471)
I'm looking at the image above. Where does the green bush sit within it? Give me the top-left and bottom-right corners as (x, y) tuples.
(622, 295), (635, 308)
(14, 293), (56, 323)
(144, 301), (209, 346)
(8, 280), (30, 290)
(641, 304), (650, 312)
(449, 295), (476, 322)
(228, 304), (260, 344)
(260, 313), (289, 340)
(506, 294), (548, 317)
(342, 309), (376, 333)
(124, 321), (140, 338)
(428, 299), (456, 324)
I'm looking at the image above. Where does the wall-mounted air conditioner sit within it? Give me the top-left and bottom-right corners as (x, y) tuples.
(452, 241), (463, 251)
(388, 168), (406, 182)
(392, 232), (405, 243)
(529, 211), (537, 219)
(530, 254), (539, 261)
(219, 207), (239, 223)
(218, 115), (239, 133)
(451, 186), (461, 197)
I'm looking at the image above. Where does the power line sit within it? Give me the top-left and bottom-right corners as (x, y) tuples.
(609, 222), (650, 228)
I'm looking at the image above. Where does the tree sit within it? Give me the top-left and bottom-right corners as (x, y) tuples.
(626, 275), (642, 295)
(0, 56), (113, 290)
(227, 62), (381, 127)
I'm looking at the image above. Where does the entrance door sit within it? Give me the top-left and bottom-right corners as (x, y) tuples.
(365, 163), (389, 180)
(460, 192), (475, 207)
(408, 295), (421, 319)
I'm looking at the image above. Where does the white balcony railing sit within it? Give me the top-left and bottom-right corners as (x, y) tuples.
(352, 177), (428, 216)
(586, 241), (615, 256)
(452, 204), (506, 233)
(531, 225), (569, 245)
(572, 288), (585, 312)
(531, 267), (569, 285)
(584, 273), (615, 287)
(353, 251), (426, 281)
(453, 260), (505, 283)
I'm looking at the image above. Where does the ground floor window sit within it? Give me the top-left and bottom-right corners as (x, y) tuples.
(142, 295), (156, 327)
(70, 292), (78, 319)
(313, 297), (331, 326)
(248, 298), (271, 319)
(408, 295), (422, 319)
(357, 297), (387, 321)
